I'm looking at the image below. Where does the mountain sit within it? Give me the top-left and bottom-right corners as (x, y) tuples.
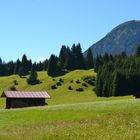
(85, 20), (140, 57)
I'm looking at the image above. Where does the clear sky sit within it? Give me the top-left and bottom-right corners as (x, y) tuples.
(0, 0), (140, 62)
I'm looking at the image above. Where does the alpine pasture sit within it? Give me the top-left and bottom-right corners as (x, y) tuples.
(0, 70), (139, 140)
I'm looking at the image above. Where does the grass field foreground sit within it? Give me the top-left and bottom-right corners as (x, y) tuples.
(0, 99), (140, 140)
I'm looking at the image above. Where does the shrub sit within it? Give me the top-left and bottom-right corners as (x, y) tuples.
(82, 83), (88, 87)
(51, 85), (57, 89)
(52, 78), (56, 81)
(76, 88), (84, 92)
(56, 82), (62, 86)
(82, 75), (96, 81)
(82, 76), (95, 86)
(13, 80), (18, 85)
(27, 78), (39, 85)
(59, 78), (64, 83)
(9, 86), (17, 91)
(68, 86), (73, 90)
(70, 80), (73, 83)
(88, 80), (95, 86)
(76, 80), (81, 84)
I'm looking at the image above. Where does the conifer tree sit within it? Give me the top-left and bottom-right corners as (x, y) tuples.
(71, 43), (85, 69)
(27, 64), (39, 85)
(7, 61), (14, 75)
(0, 58), (2, 65)
(136, 45), (140, 57)
(14, 59), (21, 74)
(76, 43), (85, 69)
(21, 54), (29, 76)
(86, 48), (94, 69)
(65, 47), (73, 70)
(28, 59), (32, 71)
(59, 45), (67, 69)
(47, 54), (58, 76)
(43, 59), (48, 70)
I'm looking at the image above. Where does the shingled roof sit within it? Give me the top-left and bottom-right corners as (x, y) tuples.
(1, 91), (51, 98)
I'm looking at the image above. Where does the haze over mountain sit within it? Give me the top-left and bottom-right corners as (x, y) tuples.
(85, 20), (140, 57)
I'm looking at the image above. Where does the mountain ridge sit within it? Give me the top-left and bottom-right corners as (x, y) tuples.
(85, 20), (140, 57)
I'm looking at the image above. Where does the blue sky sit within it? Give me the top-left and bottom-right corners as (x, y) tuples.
(0, 0), (140, 62)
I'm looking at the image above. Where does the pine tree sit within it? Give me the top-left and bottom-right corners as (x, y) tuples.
(136, 45), (140, 57)
(27, 64), (39, 85)
(96, 67), (103, 96)
(65, 47), (73, 70)
(71, 43), (85, 69)
(43, 59), (48, 70)
(94, 55), (102, 72)
(20, 54), (29, 76)
(28, 59), (32, 71)
(86, 48), (94, 69)
(76, 43), (85, 69)
(71, 43), (77, 69)
(59, 45), (67, 69)
(14, 59), (21, 74)
(7, 61), (14, 75)
(36, 61), (43, 71)
(47, 54), (58, 76)
(0, 58), (2, 65)
(0, 64), (8, 76)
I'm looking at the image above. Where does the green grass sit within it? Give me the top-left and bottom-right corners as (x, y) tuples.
(0, 69), (138, 139)
(0, 99), (140, 139)
(0, 69), (133, 108)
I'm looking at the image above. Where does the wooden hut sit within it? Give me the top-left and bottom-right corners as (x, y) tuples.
(1, 91), (51, 109)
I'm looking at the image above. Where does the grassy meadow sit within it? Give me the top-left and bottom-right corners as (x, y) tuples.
(0, 99), (140, 140)
(0, 69), (139, 140)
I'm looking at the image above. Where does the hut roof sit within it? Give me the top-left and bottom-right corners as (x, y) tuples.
(1, 91), (51, 98)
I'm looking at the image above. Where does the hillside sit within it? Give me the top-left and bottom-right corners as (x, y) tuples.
(85, 20), (140, 57)
(0, 70), (96, 108)
(0, 70), (132, 108)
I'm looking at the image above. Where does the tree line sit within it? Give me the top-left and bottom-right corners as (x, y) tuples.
(47, 43), (94, 76)
(0, 54), (48, 77)
(96, 46), (140, 97)
(0, 43), (94, 84)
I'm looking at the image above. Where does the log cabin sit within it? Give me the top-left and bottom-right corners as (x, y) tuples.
(1, 91), (51, 109)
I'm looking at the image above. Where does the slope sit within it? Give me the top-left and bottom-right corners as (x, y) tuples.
(0, 70), (132, 108)
(85, 20), (140, 57)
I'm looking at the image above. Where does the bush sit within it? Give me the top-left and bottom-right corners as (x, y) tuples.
(51, 85), (57, 89)
(88, 80), (95, 86)
(76, 88), (84, 92)
(52, 78), (56, 81)
(27, 78), (39, 85)
(70, 80), (73, 83)
(82, 75), (96, 81)
(56, 82), (62, 86)
(13, 80), (18, 85)
(59, 78), (64, 83)
(82, 76), (95, 86)
(68, 86), (73, 90)
(82, 83), (88, 87)
(76, 80), (81, 84)
(9, 86), (17, 91)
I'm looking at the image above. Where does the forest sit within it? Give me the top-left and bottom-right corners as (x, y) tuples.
(95, 46), (140, 98)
